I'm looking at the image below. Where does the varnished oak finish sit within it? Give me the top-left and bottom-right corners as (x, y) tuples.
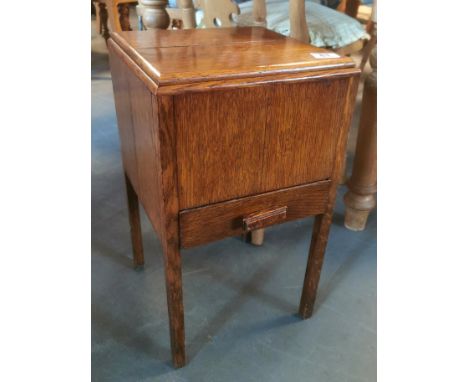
(243, 206), (288, 232)
(262, 79), (350, 191)
(125, 174), (144, 267)
(156, 95), (186, 367)
(176, 86), (268, 209)
(110, 28), (355, 86)
(179, 181), (331, 248)
(108, 27), (360, 368)
(300, 73), (358, 318)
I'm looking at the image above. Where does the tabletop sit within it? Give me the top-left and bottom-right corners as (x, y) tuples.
(110, 27), (355, 85)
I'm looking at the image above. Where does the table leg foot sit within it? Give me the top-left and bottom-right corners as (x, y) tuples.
(344, 192), (376, 231)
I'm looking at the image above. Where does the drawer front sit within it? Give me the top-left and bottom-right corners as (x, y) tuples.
(179, 180), (331, 248)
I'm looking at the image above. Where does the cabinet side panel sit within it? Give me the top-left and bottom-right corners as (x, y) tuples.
(108, 44), (140, 193)
(126, 69), (163, 235)
(175, 87), (268, 209)
(262, 78), (350, 191)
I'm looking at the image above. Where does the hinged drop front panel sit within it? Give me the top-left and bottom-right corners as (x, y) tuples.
(262, 77), (351, 191)
(175, 87), (268, 210)
(175, 76), (351, 210)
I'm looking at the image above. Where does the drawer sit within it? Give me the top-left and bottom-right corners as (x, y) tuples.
(179, 180), (331, 248)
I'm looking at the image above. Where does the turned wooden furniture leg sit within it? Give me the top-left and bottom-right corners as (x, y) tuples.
(299, 212), (333, 318)
(177, 0), (196, 29)
(344, 48), (377, 231)
(139, 0), (170, 30)
(118, 3), (133, 31)
(98, 3), (110, 40)
(124, 173), (145, 267)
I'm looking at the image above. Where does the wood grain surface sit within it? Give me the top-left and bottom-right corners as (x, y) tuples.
(179, 180), (331, 248)
(109, 41), (163, 235)
(175, 86), (268, 209)
(175, 76), (355, 209)
(114, 25), (283, 48)
(110, 27), (355, 86)
(108, 44), (140, 192)
(262, 78), (350, 190)
(243, 206), (288, 232)
(299, 75), (360, 319)
(155, 95), (186, 368)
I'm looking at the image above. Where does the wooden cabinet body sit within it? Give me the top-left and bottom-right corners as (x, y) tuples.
(108, 27), (359, 367)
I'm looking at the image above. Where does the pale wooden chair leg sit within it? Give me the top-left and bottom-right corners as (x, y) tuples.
(299, 212), (333, 318)
(344, 48), (377, 231)
(289, 0), (310, 43)
(177, 0), (196, 29)
(124, 174), (145, 267)
(250, 228), (265, 246)
(253, 0), (267, 26)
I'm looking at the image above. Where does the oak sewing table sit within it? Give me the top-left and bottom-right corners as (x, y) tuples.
(108, 27), (359, 368)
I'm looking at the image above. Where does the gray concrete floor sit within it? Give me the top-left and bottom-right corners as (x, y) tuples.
(91, 12), (376, 382)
